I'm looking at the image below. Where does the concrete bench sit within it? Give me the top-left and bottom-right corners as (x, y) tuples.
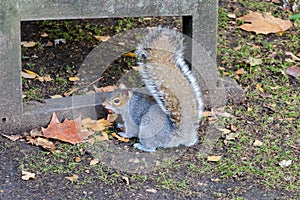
(0, 0), (225, 134)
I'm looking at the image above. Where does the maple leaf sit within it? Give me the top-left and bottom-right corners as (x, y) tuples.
(237, 11), (293, 34)
(41, 113), (93, 144)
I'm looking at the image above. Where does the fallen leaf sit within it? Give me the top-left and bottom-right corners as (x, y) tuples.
(227, 13), (236, 19)
(256, 84), (264, 93)
(69, 76), (80, 82)
(37, 75), (53, 82)
(26, 136), (56, 151)
(285, 51), (300, 61)
(93, 85), (117, 93)
(94, 35), (110, 42)
(202, 111), (212, 117)
(50, 94), (63, 99)
(235, 69), (247, 75)
(207, 155), (222, 162)
(65, 174), (78, 182)
(54, 38), (66, 45)
(82, 118), (112, 132)
(237, 11), (293, 34)
(21, 71), (37, 79)
(122, 176), (130, 185)
(1, 133), (22, 141)
(21, 171), (35, 180)
(146, 188), (157, 193)
(225, 132), (239, 140)
(45, 41), (53, 47)
(112, 132), (130, 142)
(279, 160), (292, 168)
(75, 157), (81, 163)
(123, 52), (136, 58)
(253, 139), (263, 147)
(90, 158), (99, 166)
(218, 128), (231, 134)
(21, 41), (36, 47)
(41, 113), (93, 144)
(286, 66), (300, 78)
(94, 132), (109, 141)
(40, 33), (48, 37)
(246, 57), (263, 66)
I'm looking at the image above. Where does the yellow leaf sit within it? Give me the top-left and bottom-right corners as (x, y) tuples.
(207, 155), (222, 162)
(123, 52), (136, 58)
(69, 76), (80, 81)
(112, 132), (129, 142)
(256, 84), (264, 93)
(24, 69), (40, 77)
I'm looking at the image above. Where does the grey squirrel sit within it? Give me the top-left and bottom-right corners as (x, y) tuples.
(102, 27), (203, 152)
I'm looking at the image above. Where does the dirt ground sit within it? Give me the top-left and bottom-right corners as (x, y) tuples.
(1, 0), (299, 199)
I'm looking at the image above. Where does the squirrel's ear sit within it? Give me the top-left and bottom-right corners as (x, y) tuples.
(118, 83), (127, 89)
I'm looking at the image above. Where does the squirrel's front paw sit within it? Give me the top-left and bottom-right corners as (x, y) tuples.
(133, 143), (156, 152)
(117, 132), (129, 138)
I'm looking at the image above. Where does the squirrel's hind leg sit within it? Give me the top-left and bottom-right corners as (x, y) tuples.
(133, 143), (156, 152)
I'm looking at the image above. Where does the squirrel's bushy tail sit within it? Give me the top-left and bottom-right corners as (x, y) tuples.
(136, 27), (203, 147)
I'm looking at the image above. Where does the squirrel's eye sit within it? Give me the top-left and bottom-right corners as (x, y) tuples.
(113, 98), (120, 104)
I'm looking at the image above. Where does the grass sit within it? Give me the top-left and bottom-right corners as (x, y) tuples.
(17, 0), (300, 197)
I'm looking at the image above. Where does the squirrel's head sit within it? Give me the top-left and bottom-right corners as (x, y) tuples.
(102, 85), (131, 114)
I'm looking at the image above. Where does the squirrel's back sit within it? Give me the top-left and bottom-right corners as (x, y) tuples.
(136, 27), (203, 147)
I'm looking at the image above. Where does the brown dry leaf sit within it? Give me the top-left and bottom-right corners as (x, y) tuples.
(285, 52), (300, 61)
(75, 157), (81, 163)
(256, 84), (264, 93)
(90, 158), (99, 166)
(94, 35), (111, 42)
(207, 155), (222, 162)
(21, 41), (36, 47)
(112, 132), (130, 142)
(218, 128), (231, 134)
(26, 136), (56, 151)
(94, 85), (117, 93)
(40, 33), (48, 37)
(235, 69), (247, 75)
(69, 76), (80, 82)
(94, 132), (109, 141)
(286, 66), (300, 78)
(65, 174), (78, 182)
(21, 171), (36, 180)
(21, 71), (37, 79)
(45, 40), (53, 47)
(38, 75), (53, 82)
(41, 113), (93, 144)
(1, 133), (22, 141)
(82, 118), (112, 132)
(202, 111), (212, 117)
(237, 11), (293, 34)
